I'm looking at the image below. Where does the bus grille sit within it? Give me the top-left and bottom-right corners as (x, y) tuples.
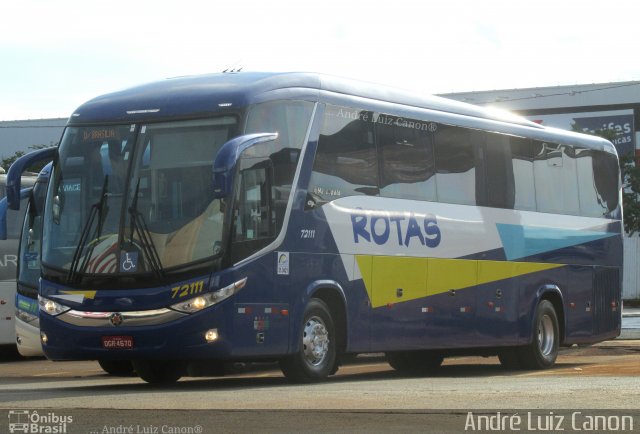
(593, 267), (621, 335)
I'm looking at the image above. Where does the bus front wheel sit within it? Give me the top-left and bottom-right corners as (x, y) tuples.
(132, 360), (183, 384)
(280, 298), (336, 383)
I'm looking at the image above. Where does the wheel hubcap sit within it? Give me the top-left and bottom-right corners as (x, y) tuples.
(537, 314), (555, 357)
(302, 316), (329, 366)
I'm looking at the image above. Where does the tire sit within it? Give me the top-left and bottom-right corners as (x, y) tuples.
(98, 359), (134, 376)
(280, 298), (337, 383)
(497, 349), (522, 370)
(386, 351), (444, 374)
(517, 300), (559, 369)
(132, 360), (183, 384)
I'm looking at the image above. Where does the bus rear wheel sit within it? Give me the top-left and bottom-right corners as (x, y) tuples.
(280, 298), (336, 383)
(517, 300), (559, 369)
(98, 359), (134, 376)
(386, 351), (444, 374)
(132, 360), (183, 384)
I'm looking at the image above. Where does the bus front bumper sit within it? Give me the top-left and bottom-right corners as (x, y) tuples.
(39, 307), (233, 361)
(15, 317), (44, 357)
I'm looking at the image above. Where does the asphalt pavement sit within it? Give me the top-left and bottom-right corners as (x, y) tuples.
(620, 306), (640, 338)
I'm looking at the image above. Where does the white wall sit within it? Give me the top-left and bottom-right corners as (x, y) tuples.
(624, 236), (640, 300)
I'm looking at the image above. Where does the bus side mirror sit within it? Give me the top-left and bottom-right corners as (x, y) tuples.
(7, 147), (56, 210)
(212, 133), (277, 199)
(0, 188), (32, 240)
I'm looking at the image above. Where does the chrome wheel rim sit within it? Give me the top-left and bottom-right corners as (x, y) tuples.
(302, 315), (330, 366)
(538, 314), (555, 357)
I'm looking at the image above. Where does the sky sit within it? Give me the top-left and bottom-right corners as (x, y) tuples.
(2, 0), (640, 121)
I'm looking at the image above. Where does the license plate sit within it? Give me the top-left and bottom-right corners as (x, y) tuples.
(101, 336), (134, 349)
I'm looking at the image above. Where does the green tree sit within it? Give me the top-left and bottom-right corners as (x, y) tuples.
(1, 143), (57, 174)
(620, 154), (640, 235)
(1, 150), (25, 172)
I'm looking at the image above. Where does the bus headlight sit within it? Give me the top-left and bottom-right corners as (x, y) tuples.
(170, 277), (247, 313)
(15, 309), (39, 325)
(38, 296), (71, 316)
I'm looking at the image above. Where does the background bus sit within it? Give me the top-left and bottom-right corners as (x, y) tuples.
(0, 168), (36, 348)
(31, 72), (622, 383)
(14, 164), (50, 356)
(7, 151), (134, 374)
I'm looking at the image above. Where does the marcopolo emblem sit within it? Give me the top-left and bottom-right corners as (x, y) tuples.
(109, 312), (124, 327)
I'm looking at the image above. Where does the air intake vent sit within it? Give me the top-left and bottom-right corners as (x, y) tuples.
(593, 267), (621, 335)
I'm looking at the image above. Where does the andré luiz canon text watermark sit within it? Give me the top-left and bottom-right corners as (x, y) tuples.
(90, 424), (203, 434)
(464, 411), (635, 432)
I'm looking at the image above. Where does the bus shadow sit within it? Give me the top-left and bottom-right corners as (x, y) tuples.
(43, 359), (594, 398)
(0, 345), (23, 362)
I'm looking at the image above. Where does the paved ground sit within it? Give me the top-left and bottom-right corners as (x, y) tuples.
(0, 310), (637, 433)
(1, 341), (640, 433)
(620, 307), (640, 338)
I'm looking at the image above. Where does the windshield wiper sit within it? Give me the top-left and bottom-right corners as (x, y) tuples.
(128, 178), (165, 278)
(67, 175), (109, 283)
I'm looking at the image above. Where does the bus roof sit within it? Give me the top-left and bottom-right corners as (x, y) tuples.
(69, 72), (615, 154)
(70, 72), (540, 126)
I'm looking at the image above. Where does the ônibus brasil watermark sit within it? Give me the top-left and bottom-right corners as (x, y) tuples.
(7, 410), (72, 433)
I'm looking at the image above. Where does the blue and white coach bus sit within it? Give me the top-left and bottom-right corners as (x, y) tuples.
(14, 163), (50, 356)
(21, 72), (621, 383)
(0, 169), (36, 347)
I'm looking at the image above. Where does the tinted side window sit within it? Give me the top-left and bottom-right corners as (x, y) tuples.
(245, 100), (314, 231)
(309, 105), (378, 204)
(576, 148), (605, 217)
(534, 142), (579, 215)
(377, 114), (436, 201)
(510, 137), (536, 211)
(480, 132), (515, 209)
(576, 148), (619, 217)
(434, 125), (476, 205)
(592, 151), (619, 215)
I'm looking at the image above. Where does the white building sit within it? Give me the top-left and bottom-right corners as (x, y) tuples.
(0, 118), (66, 166)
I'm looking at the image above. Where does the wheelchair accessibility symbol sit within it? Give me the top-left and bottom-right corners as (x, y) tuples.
(120, 251), (138, 273)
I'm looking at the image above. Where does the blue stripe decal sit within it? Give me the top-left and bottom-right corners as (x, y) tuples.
(496, 223), (618, 260)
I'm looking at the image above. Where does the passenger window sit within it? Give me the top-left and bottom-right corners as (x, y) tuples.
(576, 148), (607, 217)
(434, 124), (476, 205)
(245, 100), (313, 154)
(233, 161), (274, 242)
(229, 157), (276, 263)
(534, 142), (579, 215)
(377, 114), (436, 201)
(510, 137), (536, 211)
(309, 105), (378, 205)
(591, 151), (619, 215)
(245, 100), (314, 231)
(480, 133), (515, 209)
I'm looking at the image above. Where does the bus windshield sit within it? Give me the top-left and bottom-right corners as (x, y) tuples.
(43, 117), (238, 277)
(18, 178), (47, 288)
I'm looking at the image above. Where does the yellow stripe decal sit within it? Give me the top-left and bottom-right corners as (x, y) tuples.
(355, 255), (563, 308)
(61, 290), (97, 300)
